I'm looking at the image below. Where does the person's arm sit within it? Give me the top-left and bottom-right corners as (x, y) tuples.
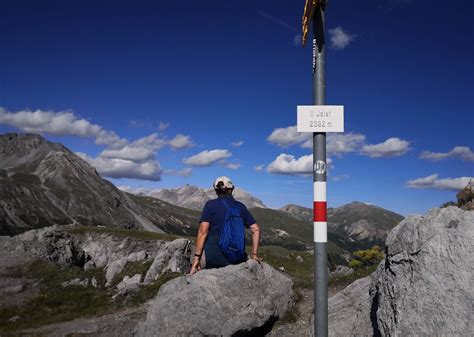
(249, 223), (261, 261)
(188, 221), (209, 275)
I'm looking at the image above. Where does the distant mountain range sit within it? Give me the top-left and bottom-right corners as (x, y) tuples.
(279, 202), (404, 247)
(149, 185), (266, 210)
(0, 133), (404, 265)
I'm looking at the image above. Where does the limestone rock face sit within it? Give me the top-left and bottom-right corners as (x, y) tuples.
(138, 260), (294, 336)
(370, 207), (474, 336)
(326, 207), (474, 337)
(16, 225), (86, 267)
(143, 239), (192, 284)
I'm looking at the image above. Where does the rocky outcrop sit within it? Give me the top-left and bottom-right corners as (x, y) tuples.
(325, 207), (474, 336)
(138, 260), (294, 336)
(143, 239), (192, 284)
(457, 179), (473, 211)
(370, 207), (474, 336)
(0, 225), (188, 287)
(16, 225), (86, 267)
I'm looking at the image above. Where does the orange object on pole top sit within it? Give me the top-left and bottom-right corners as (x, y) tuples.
(302, 0), (324, 47)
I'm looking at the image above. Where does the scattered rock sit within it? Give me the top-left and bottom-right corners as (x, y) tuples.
(143, 239), (192, 284)
(105, 250), (148, 286)
(91, 277), (98, 288)
(138, 260), (294, 336)
(8, 315), (20, 322)
(116, 274), (142, 295)
(329, 265), (354, 278)
(84, 260), (96, 271)
(296, 255), (304, 263)
(61, 278), (89, 288)
(105, 258), (128, 286)
(1, 283), (24, 294)
(279, 266), (286, 272)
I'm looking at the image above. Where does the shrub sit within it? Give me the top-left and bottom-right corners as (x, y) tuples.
(348, 259), (363, 268)
(351, 245), (384, 267)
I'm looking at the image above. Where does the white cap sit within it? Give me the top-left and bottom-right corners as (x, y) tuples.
(213, 176), (234, 189)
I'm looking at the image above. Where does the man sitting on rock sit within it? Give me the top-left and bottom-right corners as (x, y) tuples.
(188, 176), (261, 275)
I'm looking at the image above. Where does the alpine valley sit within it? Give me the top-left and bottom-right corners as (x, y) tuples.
(0, 133), (404, 262)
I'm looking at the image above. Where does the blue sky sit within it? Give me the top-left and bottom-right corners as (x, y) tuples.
(0, 0), (472, 215)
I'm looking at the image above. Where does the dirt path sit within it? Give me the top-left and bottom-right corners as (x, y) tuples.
(20, 305), (148, 337)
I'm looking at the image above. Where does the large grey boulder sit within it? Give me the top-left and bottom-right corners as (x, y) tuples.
(325, 207), (474, 337)
(328, 276), (373, 337)
(370, 207), (474, 336)
(138, 260), (294, 336)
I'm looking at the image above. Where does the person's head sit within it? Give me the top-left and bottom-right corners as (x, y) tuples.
(213, 176), (234, 196)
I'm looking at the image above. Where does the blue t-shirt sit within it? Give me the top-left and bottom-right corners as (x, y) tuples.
(199, 196), (256, 237)
(199, 196), (256, 268)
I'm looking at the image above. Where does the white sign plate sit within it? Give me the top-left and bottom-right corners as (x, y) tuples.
(297, 105), (344, 132)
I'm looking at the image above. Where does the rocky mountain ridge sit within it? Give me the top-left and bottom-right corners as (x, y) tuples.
(0, 133), (197, 236)
(280, 201), (404, 246)
(149, 184), (267, 210)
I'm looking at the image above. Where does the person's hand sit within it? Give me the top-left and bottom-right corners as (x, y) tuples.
(188, 259), (201, 275)
(250, 253), (262, 264)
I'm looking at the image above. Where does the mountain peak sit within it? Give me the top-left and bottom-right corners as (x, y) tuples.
(150, 185), (266, 211)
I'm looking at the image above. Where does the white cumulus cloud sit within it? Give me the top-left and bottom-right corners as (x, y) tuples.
(361, 137), (411, 158)
(267, 154), (313, 175)
(100, 145), (155, 162)
(168, 134), (194, 150)
(267, 125), (310, 148)
(158, 122), (170, 131)
(0, 107), (127, 148)
(254, 164), (265, 172)
(328, 26), (354, 50)
(267, 154), (333, 176)
(225, 163), (241, 170)
(420, 146), (474, 162)
(406, 174), (473, 191)
(183, 149), (232, 167)
(269, 125), (367, 157)
(77, 152), (162, 181)
(231, 140), (244, 147)
(302, 132), (367, 156)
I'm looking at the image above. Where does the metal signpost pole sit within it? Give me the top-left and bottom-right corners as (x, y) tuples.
(312, 4), (327, 337)
(301, 2), (338, 336)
